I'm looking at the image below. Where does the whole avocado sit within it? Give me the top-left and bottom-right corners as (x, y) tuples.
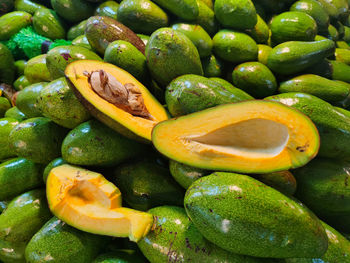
(0, 118), (19, 161)
(16, 82), (47, 118)
(0, 43), (16, 85)
(0, 11), (32, 40)
(50, 0), (94, 23)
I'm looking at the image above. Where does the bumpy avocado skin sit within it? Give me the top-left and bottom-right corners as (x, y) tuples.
(42, 157), (67, 183)
(24, 54), (52, 84)
(0, 98), (11, 118)
(14, 75), (31, 91)
(213, 30), (258, 63)
(9, 117), (67, 164)
(25, 217), (107, 263)
(137, 206), (267, 263)
(194, 0), (218, 36)
(117, 0), (168, 35)
(258, 44), (272, 65)
(4, 107), (27, 121)
(0, 239), (26, 263)
(93, 250), (147, 263)
(50, 0), (94, 23)
(0, 11), (32, 40)
(37, 77), (91, 129)
(151, 0), (198, 20)
(184, 172), (328, 258)
(253, 171), (297, 196)
(0, 189), (51, 243)
(165, 74), (252, 116)
(16, 82), (47, 118)
(67, 20), (87, 40)
(72, 35), (92, 50)
(0, 43), (16, 85)
(0, 118), (18, 161)
(32, 8), (66, 40)
(146, 28), (203, 87)
(336, 48), (350, 65)
(61, 120), (146, 166)
(329, 60), (350, 83)
(137, 34), (150, 46)
(245, 15), (269, 44)
(201, 54), (224, 78)
(94, 1), (119, 20)
(14, 0), (45, 15)
(318, 0), (349, 21)
(265, 92), (350, 160)
(14, 60), (27, 77)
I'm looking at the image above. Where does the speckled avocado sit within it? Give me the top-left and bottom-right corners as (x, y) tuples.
(253, 171), (297, 196)
(24, 54), (52, 84)
(0, 239), (26, 263)
(14, 75), (31, 91)
(14, 0), (45, 15)
(245, 14), (269, 44)
(4, 106), (27, 121)
(0, 118), (19, 161)
(32, 8), (66, 40)
(336, 48), (350, 64)
(50, 0), (94, 23)
(94, 1), (119, 20)
(71, 35), (92, 50)
(151, 0), (198, 20)
(16, 82), (47, 118)
(330, 60), (350, 83)
(0, 11), (32, 40)
(67, 20), (87, 40)
(184, 172), (328, 258)
(0, 43), (16, 85)
(194, 0), (218, 36)
(201, 54), (224, 78)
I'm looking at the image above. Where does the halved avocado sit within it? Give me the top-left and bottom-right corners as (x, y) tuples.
(65, 60), (168, 141)
(152, 100), (320, 174)
(46, 164), (154, 242)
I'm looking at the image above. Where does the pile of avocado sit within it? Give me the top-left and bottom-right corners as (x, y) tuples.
(1, 0), (350, 262)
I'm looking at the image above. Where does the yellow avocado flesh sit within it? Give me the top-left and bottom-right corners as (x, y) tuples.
(152, 100), (320, 174)
(65, 60), (169, 141)
(47, 164), (154, 242)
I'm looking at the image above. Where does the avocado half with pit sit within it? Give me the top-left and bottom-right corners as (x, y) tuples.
(152, 100), (320, 173)
(65, 60), (168, 141)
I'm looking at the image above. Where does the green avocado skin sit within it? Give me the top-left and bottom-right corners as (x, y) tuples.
(0, 43), (16, 85)
(32, 8), (66, 40)
(213, 30), (258, 63)
(137, 34), (150, 46)
(267, 39), (335, 75)
(14, 60), (27, 77)
(72, 35), (92, 50)
(285, 222), (350, 263)
(0, 98), (11, 118)
(328, 60), (350, 83)
(24, 54), (52, 84)
(324, 24), (340, 41)
(184, 172), (328, 258)
(0, 11), (32, 40)
(25, 216), (107, 263)
(0, 239), (26, 263)
(151, 0), (198, 20)
(336, 48), (350, 65)
(9, 117), (67, 164)
(146, 28), (203, 87)
(165, 74), (252, 116)
(257, 44), (272, 65)
(137, 206), (267, 263)
(16, 82), (47, 118)
(232, 62), (277, 98)
(37, 77), (91, 129)
(112, 158), (184, 211)
(318, 0), (349, 20)
(0, 189), (51, 244)
(46, 45), (102, 79)
(117, 0), (169, 35)
(67, 20), (87, 40)
(245, 15), (269, 44)
(253, 171), (297, 196)
(94, 1), (119, 20)
(265, 92), (350, 160)
(14, 0), (45, 15)
(0, 118), (19, 161)
(42, 157), (67, 183)
(279, 74), (350, 102)
(92, 250), (147, 263)
(61, 120), (146, 166)
(14, 75), (31, 91)
(214, 0), (257, 30)
(201, 54), (223, 78)
(4, 107), (27, 121)
(194, 0), (219, 36)
(50, 0), (94, 23)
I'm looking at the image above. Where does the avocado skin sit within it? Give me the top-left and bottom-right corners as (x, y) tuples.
(72, 35), (92, 50)
(253, 171), (297, 196)
(0, 0), (14, 15)
(37, 77), (91, 129)
(4, 107), (27, 121)
(267, 39), (335, 75)
(232, 62), (277, 98)
(286, 222), (350, 263)
(146, 28), (203, 87)
(50, 0), (94, 23)
(0, 97), (11, 118)
(61, 120), (146, 166)
(201, 54), (224, 78)
(258, 44), (272, 65)
(335, 47), (350, 64)
(32, 8), (66, 40)
(194, 0), (219, 36)
(25, 217), (107, 263)
(138, 206), (267, 263)
(42, 157), (67, 183)
(165, 74), (252, 116)
(214, 0), (257, 30)
(318, 0), (349, 21)
(117, 0), (168, 35)
(245, 14), (269, 44)
(24, 54), (52, 84)
(323, 24), (340, 40)
(16, 82), (47, 118)
(0, 43), (16, 85)
(270, 11), (317, 44)
(137, 34), (150, 46)
(0, 239), (26, 263)
(14, 75), (31, 91)
(9, 117), (67, 164)
(94, 1), (119, 20)
(14, 0), (45, 15)
(213, 30), (258, 63)
(331, 60), (350, 83)
(169, 160), (210, 189)
(14, 60), (27, 77)
(184, 172), (328, 258)
(0, 189), (51, 243)
(112, 158), (184, 211)
(67, 20), (87, 40)
(265, 92), (350, 160)
(151, 0), (198, 20)
(93, 250), (147, 263)
(0, 11), (32, 40)
(0, 118), (18, 161)
(46, 45), (102, 79)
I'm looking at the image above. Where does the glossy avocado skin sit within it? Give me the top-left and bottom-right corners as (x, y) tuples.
(0, 97), (11, 118)
(4, 107), (27, 121)
(201, 54), (224, 78)
(165, 74), (252, 116)
(67, 20), (87, 40)
(50, 0), (94, 23)
(14, 75), (31, 91)
(258, 44), (272, 65)
(25, 217), (107, 263)
(318, 0), (349, 21)
(195, 0), (219, 36)
(32, 8), (66, 40)
(146, 28), (203, 87)
(245, 14), (269, 44)
(336, 48), (350, 65)
(42, 157), (67, 183)
(94, 1), (119, 20)
(0, 118), (19, 161)
(0, 11), (32, 40)
(0, 43), (16, 85)
(16, 82), (47, 118)
(24, 54), (52, 84)
(151, 0), (198, 20)
(14, 0), (45, 15)
(253, 171), (297, 196)
(330, 60), (350, 83)
(71, 35), (92, 50)
(0, 238), (26, 263)
(265, 92), (350, 160)
(184, 172), (328, 258)
(137, 206), (266, 263)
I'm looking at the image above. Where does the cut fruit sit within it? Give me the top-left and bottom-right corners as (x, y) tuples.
(65, 60), (168, 141)
(152, 100), (320, 173)
(46, 164), (154, 242)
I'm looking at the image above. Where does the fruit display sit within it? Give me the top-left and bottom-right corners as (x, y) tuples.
(1, 0), (350, 262)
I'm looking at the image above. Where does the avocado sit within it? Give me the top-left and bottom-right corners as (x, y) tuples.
(104, 40), (148, 82)
(343, 25), (350, 41)
(117, 0), (169, 35)
(37, 77), (91, 129)
(14, 60), (27, 77)
(165, 74), (253, 116)
(25, 216), (107, 263)
(0, 43), (16, 85)
(257, 44), (272, 65)
(213, 30), (258, 63)
(4, 106), (27, 121)
(13, 75), (30, 91)
(0, 239), (26, 263)
(146, 28), (203, 87)
(194, 0), (219, 36)
(337, 40), (350, 49)
(50, 0), (94, 23)
(16, 82), (47, 118)
(324, 23), (340, 40)
(330, 60), (350, 83)
(14, 0), (45, 14)
(270, 11), (317, 44)
(172, 23), (213, 58)
(94, 1), (119, 20)
(0, 118), (19, 161)
(336, 48), (350, 64)
(201, 54), (224, 78)
(93, 251), (147, 263)
(265, 92), (350, 160)
(184, 172), (328, 258)
(267, 39), (335, 75)
(32, 8), (66, 40)
(24, 54), (52, 84)
(0, 11), (32, 40)
(85, 16), (146, 56)
(67, 20), (87, 40)
(9, 117), (67, 164)
(137, 34), (150, 46)
(42, 157), (66, 183)
(245, 14), (269, 44)
(169, 160), (210, 189)
(151, 0), (198, 20)
(0, 157), (43, 200)
(0, 0), (14, 15)
(232, 62), (277, 98)
(0, 189), (51, 243)
(253, 171), (297, 196)
(71, 35), (92, 50)
(61, 119), (146, 166)
(214, 0), (257, 30)
(0, 97), (12, 117)
(112, 158), (184, 211)
(209, 77), (237, 89)
(137, 206), (266, 263)
(318, 0), (349, 21)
